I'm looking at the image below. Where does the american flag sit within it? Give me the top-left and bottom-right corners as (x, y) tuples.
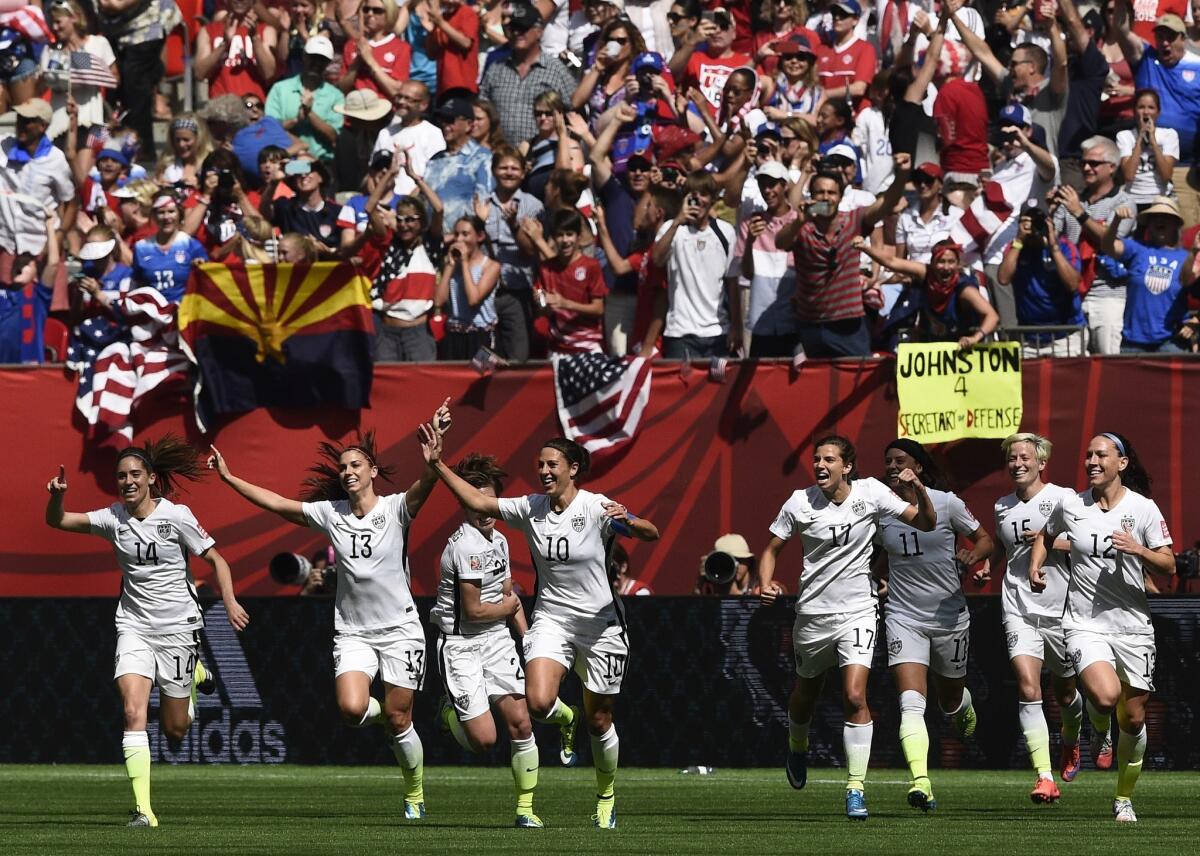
(69, 50), (118, 89)
(551, 352), (653, 459)
(67, 287), (190, 447)
(0, 6), (52, 44)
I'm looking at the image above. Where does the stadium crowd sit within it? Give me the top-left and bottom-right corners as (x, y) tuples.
(3, 0), (1200, 368)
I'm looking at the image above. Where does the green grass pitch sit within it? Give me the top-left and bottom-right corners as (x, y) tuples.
(2, 766), (1197, 854)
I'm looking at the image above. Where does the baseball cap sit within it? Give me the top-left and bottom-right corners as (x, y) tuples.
(831, 0), (863, 16)
(713, 533), (753, 560)
(335, 89), (392, 121)
(304, 35), (335, 60)
(998, 103), (1032, 127)
(434, 95), (475, 123)
(1153, 13), (1186, 34)
(627, 152), (654, 168)
(79, 238), (117, 261)
(97, 148), (130, 167)
(507, 1), (542, 32)
(755, 123), (783, 143)
(824, 142), (859, 164)
(775, 33), (816, 56)
(756, 161), (790, 182)
(13, 99), (53, 124)
(632, 51), (666, 75)
(914, 162), (943, 180)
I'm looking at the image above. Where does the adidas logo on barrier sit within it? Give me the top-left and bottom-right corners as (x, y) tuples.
(148, 603), (287, 763)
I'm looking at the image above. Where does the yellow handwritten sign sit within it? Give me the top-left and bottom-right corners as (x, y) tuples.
(895, 342), (1023, 444)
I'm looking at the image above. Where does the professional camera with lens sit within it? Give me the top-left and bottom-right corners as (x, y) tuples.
(702, 551), (738, 586)
(1025, 205), (1047, 238)
(696, 534), (757, 595)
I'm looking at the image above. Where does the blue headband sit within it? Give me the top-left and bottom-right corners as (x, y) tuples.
(1100, 433), (1126, 457)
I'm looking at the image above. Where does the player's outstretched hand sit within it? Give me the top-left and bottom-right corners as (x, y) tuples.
(225, 598), (250, 631)
(759, 580), (783, 606)
(47, 464), (68, 495)
(433, 397), (452, 435)
(207, 445), (232, 481)
(418, 422), (442, 464)
(1029, 564), (1047, 592)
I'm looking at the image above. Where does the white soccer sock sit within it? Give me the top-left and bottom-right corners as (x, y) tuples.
(843, 721), (873, 791)
(391, 725), (425, 802)
(788, 717), (810, 753)
(355, 697), (382, 728)
(591, 725), (619, 799)
(1061, 691), (1083, 747)
(1019, 700), (1053, 778)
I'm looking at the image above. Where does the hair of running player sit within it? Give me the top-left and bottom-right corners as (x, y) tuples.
(813, 434), (856, 480)
(542, 437), (590, 480)
(301, 430), (395, 501)
(885, 438), (943, 488)
(1097, 431), (1152, 497)
(1002, 432), (1052, 464)
(116, 434), (205, 498)
(453, 453), (507, 494)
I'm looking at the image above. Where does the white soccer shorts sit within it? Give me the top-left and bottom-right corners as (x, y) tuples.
(792, 608), (878, 679)
(114, 629), (200, 699)
(1004, 612), (1074, 678)
(333, 621), (427, 690)
(884, 615), (970, 678)
(1065, 629), (1156, 692)
(523, 613), (629, 695)
(437, 626), (526, 720)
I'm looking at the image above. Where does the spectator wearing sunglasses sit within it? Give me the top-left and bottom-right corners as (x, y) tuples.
(815, 1), (877, 113)
(425, 96), (496, 235)
(479, 1), (576, 144)
(274, 158), (341, 253)
(340, 0), (412, 100)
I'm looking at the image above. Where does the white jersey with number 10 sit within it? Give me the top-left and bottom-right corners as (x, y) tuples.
(498, 489), (620, 626)
(769, 477), (910, 616)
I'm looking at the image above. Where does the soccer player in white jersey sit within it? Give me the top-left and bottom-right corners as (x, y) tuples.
(1031, 432), (1176, 824)
(419, 423), (660, 830)
(208, 415), (447, 821)
(44, 436), (249, 828)
(757, 435), (935, 821)
(874, 439), (992, 814)
(430, 453), (543, 828)
(988, 433), (1085, 804)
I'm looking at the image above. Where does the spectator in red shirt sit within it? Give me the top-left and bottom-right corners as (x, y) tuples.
(427, 0), (480, 96)
(816, 0), (876, 111)
(536, 208), (608, 354)
(923, 24), (989, 184)
(340, 0), (412, 100)
(755, 0), (822, 77)
(195, 0), (279, 100)
(669, 8), (753, 114)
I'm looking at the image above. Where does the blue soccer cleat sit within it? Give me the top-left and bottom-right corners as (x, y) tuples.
(907, 780), (937, 813)
(515, 813), (545, 829)
(785, 750), (808, 789)
(846, 789), (868, 820)
(403, 801), (425, 820)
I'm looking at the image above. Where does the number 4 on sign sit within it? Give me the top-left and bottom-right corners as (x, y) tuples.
(954, 376), (967, 396)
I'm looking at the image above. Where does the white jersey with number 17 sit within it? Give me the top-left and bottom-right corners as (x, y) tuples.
(498, 488), (619, 626)
(87, 498), (214, 635)
(769, 477), (910, 616)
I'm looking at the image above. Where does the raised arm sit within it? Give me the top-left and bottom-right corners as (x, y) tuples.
(946, 0), (1006, 84)
(1102, 204), (1132, 259)
(1111, 0), (1144, 68)
(418, 421), (503, 517)
(863, 153), (912, 230)
(854, 235), (928, 279)
(406, 397), (452, 518)
(44, 465), (93, 534)
(897, 470), (936, 531)
(1047, 16), (1068, 98)
(207, 446), (308, 526)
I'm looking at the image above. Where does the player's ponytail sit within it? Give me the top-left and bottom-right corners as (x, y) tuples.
(885, 438), (944, 489)
(1103, 431), (1153, 497)
(542, 437), (590, 481)
(117, 434), (205, 498)
(301, 430), (395, 501)
(454, 453), (507, 493)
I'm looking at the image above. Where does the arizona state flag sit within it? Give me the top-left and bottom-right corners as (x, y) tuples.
(178, 262), (375, 430)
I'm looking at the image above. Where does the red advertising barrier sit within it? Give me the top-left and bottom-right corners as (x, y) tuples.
(2, 358), (1197, 596)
